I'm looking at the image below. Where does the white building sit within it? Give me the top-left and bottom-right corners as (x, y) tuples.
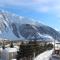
(1, 48), (18, 60)
(0, 47), (3, 58)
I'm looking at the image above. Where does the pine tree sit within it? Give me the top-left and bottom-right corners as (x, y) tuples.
(2, 45), (5, 49)
(16, 42), (33, 60)
(2, 41), (5, 49)
(10, 42), (14, 48)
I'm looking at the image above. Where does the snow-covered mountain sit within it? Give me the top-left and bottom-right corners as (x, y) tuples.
(0, 10), (60, 41)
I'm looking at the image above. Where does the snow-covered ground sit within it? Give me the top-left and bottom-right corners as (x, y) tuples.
(34, 49), (53, 60)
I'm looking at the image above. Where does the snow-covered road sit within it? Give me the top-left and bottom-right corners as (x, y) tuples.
(34, 50), (53, 60)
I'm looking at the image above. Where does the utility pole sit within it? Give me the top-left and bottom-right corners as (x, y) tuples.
(54, 39), (55, 52)
(33, 34), (37, 59)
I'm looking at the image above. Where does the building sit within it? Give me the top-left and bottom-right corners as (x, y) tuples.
(1, 48), (17, 60)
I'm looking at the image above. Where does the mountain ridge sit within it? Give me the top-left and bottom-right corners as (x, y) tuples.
(0, 10), (60, 41)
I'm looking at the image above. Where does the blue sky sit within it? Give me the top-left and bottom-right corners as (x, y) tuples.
(0, 0), (60, 31)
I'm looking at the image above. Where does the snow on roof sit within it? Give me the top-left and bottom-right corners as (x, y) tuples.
(12, 59), (16, 60)
(0, 47), (3, 51)
(14, 46), (19, 51)
(14, 46), (19, 49)
(55, 48), (60, 50)
(4, 48), (17, 52)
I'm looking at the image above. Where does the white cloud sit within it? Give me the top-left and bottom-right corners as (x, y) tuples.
(36, 6), (49, 13)
(0, 0), (60, 17)
(54, 28), (59, 31)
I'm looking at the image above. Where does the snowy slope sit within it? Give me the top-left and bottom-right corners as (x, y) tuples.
(34, 49), (53, 60)
(0, 10), (60, 41)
